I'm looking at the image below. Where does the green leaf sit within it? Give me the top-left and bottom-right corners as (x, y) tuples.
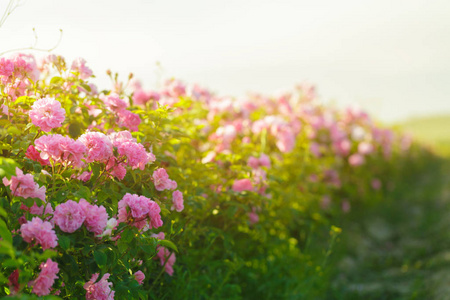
(0, 219), (12, 243)
(75, 186), (91, 200)
(0, 207), (7, 218)
(0, 240), (15, 258)
(0, 157), (20, 178)
(50, 76), (64, 85)
(24, 197), (35, 208)
(13, 96), (35, 108)
(58, 235), (70, 251)
(80, 83), (91, 92)
(121, 228), (134, 243)
(36, 249), (57, 260)
(91, 163), (101, 180)
(68, 122), (83, 138)
(159, 240), (178, 253)
(94, 250), (107, 268)
(6, 126), (21, 136)
(140, 244), (156, 254)
(97, 190), (109, 203)
(2, 258), (19, 268)
(24, 122), (34, 131)
(0, 271), (8, 285)
(138, 289), (148, 300)
(0, 141), (12, 151)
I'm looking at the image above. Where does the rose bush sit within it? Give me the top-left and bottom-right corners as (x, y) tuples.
(0, 53), (415, 299)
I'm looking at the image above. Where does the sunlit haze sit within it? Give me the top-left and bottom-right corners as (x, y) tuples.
(1, 0), (449, 122)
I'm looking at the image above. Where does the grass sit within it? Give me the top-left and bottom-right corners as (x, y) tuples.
(395, 114), (450, 155)
(327, 114), (450, 299)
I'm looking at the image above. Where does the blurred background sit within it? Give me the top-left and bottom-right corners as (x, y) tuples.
(1, 0), (449, 126)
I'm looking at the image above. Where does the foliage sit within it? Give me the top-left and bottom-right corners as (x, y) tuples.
(0, 53), (415, 299)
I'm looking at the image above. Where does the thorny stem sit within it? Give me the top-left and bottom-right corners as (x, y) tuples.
(91, 157), (126, 190)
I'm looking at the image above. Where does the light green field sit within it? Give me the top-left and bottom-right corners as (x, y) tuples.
(396, 115), (450, 155)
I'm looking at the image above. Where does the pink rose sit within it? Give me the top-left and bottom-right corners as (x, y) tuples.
(30, 259), (59, 297)
(70, 57), (93, 80)
(20, 217), (58, 250)
(348, 153), (365, 166)
(54, 200), (85, 233)
(78, 131), (113, 163)
(156, 246), (176, 276)
(2, 167), (46, 201)
(153, 168), (177, 191)
(171, 190), (184, 212)
(232, 179), (253, 192)
(79, 199), (108, 235)
(29, 97), (66, 132)
(133, 271), (145, 285)
(84, 273), (115, 300)
(118, 193), (163, 230)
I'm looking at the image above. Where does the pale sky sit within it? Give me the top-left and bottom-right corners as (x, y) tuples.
(1, 0), (450, 122)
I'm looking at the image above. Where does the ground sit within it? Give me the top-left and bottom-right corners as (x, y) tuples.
(329, 115), (450, 299)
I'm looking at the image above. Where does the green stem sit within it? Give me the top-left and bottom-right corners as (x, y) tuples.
(148, 251), (173, 293)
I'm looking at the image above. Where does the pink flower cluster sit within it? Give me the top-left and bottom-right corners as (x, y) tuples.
(79, 199), (109, 235)
(109, 131), (155, 172)
(0, 57), (14, 77)
(247, 154), (271, 169)
(131, 80), (160, 106)
(70, 58), (93, 80)
(84, 273), (115, 300)
(100, 93), (128, 112)
(232, 178), (253, 192)
(156, 246), (176, 276)
(74, 171), (92, 182)
(116, 140), (154, 170)
(151, 232), (176, 275)
(2, 167), (46, 201)
(53, 199), (108, 234)
(348, 153), (365, 167)
(158, 78), (186, 107)
(133, 271), (145, 285)
(0, 53), (40, 99)
(21, 202), (54, 217)
(251, 116), (297, 153)
(105, 157), (127, 180)
(78, 131), (113, 163)
(152, 168), (177, 191)
(26, 145), (50, 165)
(20, 217), (58, 250)
(116, 109), (141, 132)
(100, 93), (141, 131)
(38, 54), (58, 73)
(248, 211), (259, 225)
(29, 97), (66, 132)
(30, 259), (59, 297)
(171, 190), (184, 212)
(162, 78), (186, 98)
(34, 134), (87, 168)
(10, 53), (40, 81)
(118, 193), (163, 230)
(53, 200), (86, 233)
